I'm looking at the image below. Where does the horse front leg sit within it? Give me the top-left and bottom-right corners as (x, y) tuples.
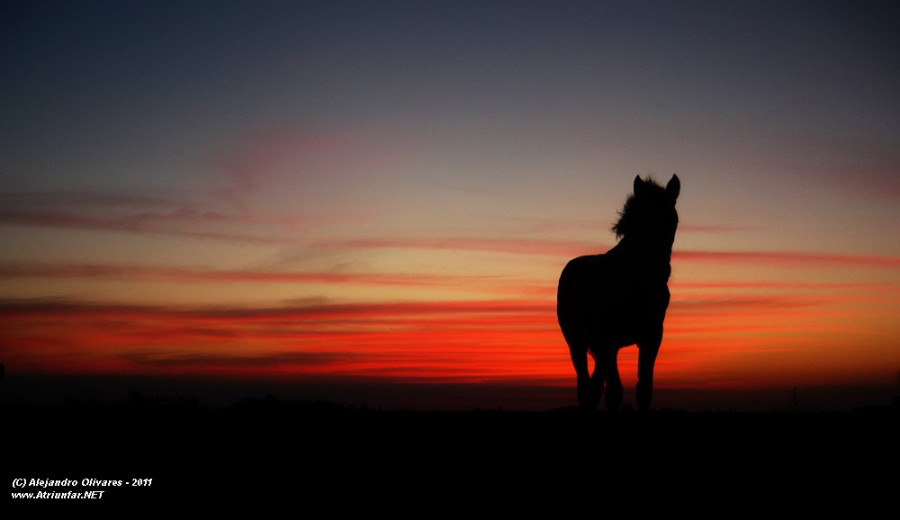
(569, 343), (598, 410)
(587, 350), (605, 409)
(636, 337), (661, 412)
(599, 347), (622, 412)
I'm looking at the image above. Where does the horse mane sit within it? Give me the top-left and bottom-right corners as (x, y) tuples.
(612, 177), (666, 239)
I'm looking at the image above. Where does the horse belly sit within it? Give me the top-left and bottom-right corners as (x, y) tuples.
(560, 292), (638, 348)
(592, 303), (641, 348)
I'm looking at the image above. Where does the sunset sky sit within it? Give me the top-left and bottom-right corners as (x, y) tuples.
(2, 1), (898, 410)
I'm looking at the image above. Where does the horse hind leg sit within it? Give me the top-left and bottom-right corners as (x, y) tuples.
(582, 372), (602, 411)
(636, 340), (661, 412)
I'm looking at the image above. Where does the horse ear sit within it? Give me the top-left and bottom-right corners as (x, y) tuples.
(633, 175), (644, 195)
(666, 174), (680, 201)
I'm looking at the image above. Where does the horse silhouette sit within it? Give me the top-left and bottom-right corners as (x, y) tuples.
(557, 175), (679, 411)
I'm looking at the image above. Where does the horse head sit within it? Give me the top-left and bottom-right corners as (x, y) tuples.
(614, 175), (680, 258)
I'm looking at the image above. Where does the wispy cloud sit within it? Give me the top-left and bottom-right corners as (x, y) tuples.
(214, 129), (352, 189)
(0, 298), (553, 325)
(509, 215), (747, 236)
(323, 238), (900, 270)
(672, 281), (900, 294)
(0, 208), (290, 243)
(123, 350), (358, 368)
(677, 224), (748, 234)
(0, 262), (529, 295)
(670, 295), (826, 313)
(675, 250), (900, 269)
(0, 190), (301, 243)
(322, 237), (602, 257)
(0, 192), (178, 209)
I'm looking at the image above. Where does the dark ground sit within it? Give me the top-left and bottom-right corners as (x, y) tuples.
(4, 397), (896, 512)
